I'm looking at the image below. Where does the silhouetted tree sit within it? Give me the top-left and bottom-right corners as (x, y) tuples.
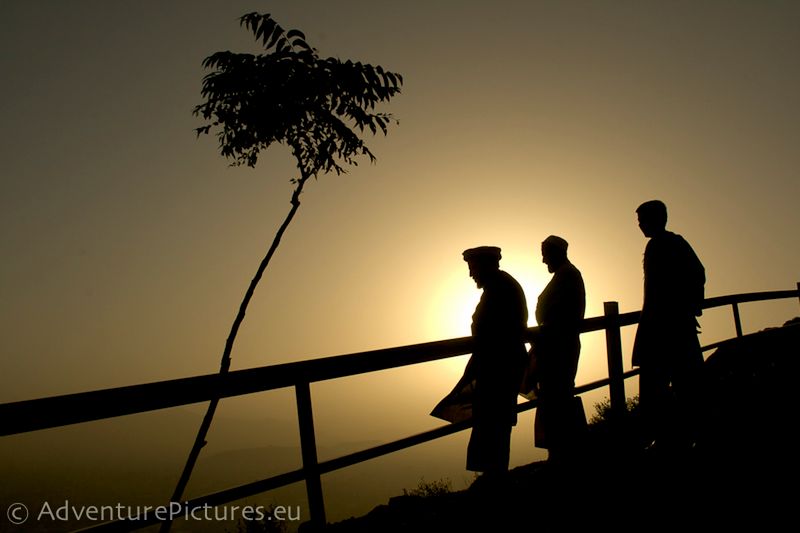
(166, 12), (402, 527)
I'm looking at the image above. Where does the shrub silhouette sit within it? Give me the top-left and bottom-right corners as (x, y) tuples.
(402, 478), (453, 498)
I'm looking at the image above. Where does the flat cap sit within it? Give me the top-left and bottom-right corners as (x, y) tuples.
(462, 246), (502, 262)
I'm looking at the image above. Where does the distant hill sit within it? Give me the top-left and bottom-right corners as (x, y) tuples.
(316, 321), (800, 533)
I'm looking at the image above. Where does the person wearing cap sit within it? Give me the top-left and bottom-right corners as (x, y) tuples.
(633, 200), (705, 451)
(532, 235), (586, 463)
(443, 246), (528, 478)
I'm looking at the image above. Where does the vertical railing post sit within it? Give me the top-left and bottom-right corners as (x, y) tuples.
(295, 381), (326, 529)
(732, 303), (743, 337)
(603, 302), (626, 421)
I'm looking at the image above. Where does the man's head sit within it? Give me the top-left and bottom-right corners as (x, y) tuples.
(636, 200), (668, 238)
(463, 246), (501, 288)
(541, 235), (569, 273)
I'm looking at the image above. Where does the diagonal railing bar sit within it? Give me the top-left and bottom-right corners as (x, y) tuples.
(0, 336), (474, 437)
(701, 289), (798, 308)
(1, 285), (797, 533)
(1, 315), (644, 438)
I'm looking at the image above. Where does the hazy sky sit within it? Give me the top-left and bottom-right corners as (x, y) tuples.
(2, 0), (799, 515)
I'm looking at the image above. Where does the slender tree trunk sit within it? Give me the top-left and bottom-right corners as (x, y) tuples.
(161, 173), (311, 532)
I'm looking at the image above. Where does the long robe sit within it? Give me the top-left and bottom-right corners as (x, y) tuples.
(461, 270), (528, 473)
(533, 260), (586, 451)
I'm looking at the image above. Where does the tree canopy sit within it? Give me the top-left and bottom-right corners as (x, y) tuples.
(194, 12), (403, 180)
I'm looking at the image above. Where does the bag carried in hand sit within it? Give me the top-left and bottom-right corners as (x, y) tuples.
(430, 379), (475, 423)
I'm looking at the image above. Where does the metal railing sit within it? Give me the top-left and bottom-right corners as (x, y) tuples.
(1, 284), (798, 531)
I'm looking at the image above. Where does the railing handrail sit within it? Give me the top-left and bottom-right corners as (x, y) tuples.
(701, 288), (798, 309)
(0, 336), (472, 437)
(2, 285), (798, 532)
(1, 287), (797, 437)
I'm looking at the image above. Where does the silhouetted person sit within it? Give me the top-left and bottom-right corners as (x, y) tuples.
(439, 247), (528, 478)
(532, 236), (586, 463)
(633, 200), (705, 452)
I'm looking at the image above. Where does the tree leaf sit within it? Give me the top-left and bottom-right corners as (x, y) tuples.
(286, 29), (306, 41)
(266, 24), (284, 50)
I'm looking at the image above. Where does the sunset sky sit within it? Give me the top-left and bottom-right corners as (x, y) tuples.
(2, 0), (799, 521)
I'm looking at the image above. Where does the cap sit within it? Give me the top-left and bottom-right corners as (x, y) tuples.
(542, 235), (568, 252)
(462, 246), (502, 262)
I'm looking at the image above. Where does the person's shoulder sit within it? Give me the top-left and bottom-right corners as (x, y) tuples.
(556, 261), (582, 278)
(566, 260), (582, 275)
(563, 262), (585, 289)
(664, 230), (689, 242)
(497, 270), (525, 290)
(666, 231), (699, 252)
(498, 269), (520, 283)
(650, 231), (690, 249)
